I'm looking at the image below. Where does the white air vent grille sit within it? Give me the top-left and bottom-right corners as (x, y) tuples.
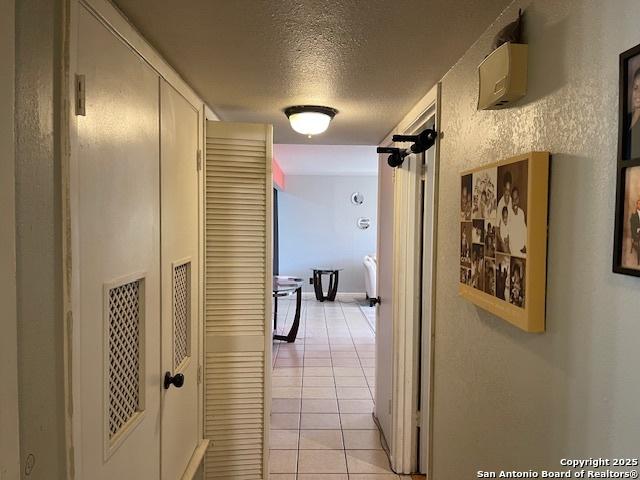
(108, 279), (142, 440)
(174, 262), (191, 369)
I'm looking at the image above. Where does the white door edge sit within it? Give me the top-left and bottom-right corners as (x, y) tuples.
(382, 83), (440, 475)
(418, 82), (442, 476)
(390, 151), (421, 473)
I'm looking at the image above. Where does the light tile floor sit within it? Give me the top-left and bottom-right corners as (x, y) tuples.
(270, 297), (411, 480)
(359, 304), (376, 333)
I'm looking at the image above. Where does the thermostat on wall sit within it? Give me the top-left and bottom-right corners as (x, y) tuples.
(478, 42), (528, 110)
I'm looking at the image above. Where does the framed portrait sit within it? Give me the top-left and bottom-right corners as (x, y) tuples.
(618, 43), (640, 162)
(459, 151), (550, 333)
(614, 165), (640, 274)
(614, 43), (640, 277)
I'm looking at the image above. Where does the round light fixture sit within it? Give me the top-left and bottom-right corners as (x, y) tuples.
(284, 105), (338, 136)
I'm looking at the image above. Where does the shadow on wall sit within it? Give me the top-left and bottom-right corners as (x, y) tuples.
(517, 5), (569, 106)
(474, 152), (593, 461)
(471, 143), (627, 461)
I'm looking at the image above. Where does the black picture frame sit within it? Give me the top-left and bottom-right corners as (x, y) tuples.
(613, 42), (640, 277)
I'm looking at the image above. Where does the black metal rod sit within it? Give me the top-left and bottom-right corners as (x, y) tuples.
(376, 146), (400, 154)
(392, 134), (417, 142)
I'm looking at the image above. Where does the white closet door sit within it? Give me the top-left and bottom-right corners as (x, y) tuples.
(204, 121), (272, 480)
(77, 5), (160, 479)
(160, 80), (201, 479)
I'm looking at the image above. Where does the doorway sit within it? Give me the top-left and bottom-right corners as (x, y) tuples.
(374, 87), (440, 476)
(268, 145), (386, 476)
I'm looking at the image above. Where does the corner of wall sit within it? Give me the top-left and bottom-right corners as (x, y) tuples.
(0, 0), (21, 477)
(15, 0), (69, 477)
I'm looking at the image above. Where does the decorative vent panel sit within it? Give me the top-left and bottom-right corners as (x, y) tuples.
(174, 262), (191, 369)
(108, 279), (142, 440)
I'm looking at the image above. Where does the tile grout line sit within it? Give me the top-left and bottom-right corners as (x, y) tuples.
(339, 300), (351, 476)
(296, 298), (307, 475)
(339, 299), (370, 398)
(334, 299), (352, 476)
(348, 299), (377, 399)
(272, 296), (304, 475)
(339, 298), (380, 478)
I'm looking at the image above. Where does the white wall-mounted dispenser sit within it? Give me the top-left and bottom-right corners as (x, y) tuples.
(477, 42), (528, 110)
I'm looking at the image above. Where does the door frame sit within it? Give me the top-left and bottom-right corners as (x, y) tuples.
(418, 92), (441, 477)
(64, 1), (210, 476)
(378, 83), (441, 474)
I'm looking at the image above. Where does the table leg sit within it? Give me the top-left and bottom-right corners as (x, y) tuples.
(273, 295), (278, 331)
(327, 274), (334, 301)
(286, 287), (302, 342)
(313, 270), (325, 302)
(327, 270), (339, 301)
(273, 287), (302, 343)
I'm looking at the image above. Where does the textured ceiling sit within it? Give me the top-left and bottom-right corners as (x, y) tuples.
(114, 0), (512, 144)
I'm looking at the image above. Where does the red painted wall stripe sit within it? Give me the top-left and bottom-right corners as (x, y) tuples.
(272, 157), (285, 190)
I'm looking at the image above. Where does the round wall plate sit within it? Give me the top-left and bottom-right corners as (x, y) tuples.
(351, 192), (364, 205)
(357, 217), (371, 229)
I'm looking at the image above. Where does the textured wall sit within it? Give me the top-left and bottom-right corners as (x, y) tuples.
(432, 0), (640, 478)
(279, 175), (378, 294)
(15, 0), (68, 478)
(0, 0), (21, 478)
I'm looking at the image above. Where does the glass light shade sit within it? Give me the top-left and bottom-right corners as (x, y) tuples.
(288, 111), (333, 136)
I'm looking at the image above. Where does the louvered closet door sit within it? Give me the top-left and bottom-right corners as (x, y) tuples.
(76, 5), (160, 479)
(204, 122), (273, 480)
(205, 122), (273, 480)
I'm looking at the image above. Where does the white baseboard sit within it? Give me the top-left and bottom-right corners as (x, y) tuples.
(300, 292), (366, 302)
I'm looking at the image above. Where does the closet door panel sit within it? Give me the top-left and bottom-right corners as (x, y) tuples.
(77, 5), (161, 479)
(160, 79), (201, 480)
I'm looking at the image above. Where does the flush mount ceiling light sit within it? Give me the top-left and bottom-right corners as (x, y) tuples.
(284, 105), (338, 137)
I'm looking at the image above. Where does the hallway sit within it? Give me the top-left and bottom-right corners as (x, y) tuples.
(270, 298), (400, 478)
(8, 1), (640, 478)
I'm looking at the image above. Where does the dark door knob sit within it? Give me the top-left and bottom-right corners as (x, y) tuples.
(164, 371), (185, 390)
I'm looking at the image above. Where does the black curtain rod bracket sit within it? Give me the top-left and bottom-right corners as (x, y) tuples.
(392, 128), (438, 154)
(376, 146), (409, 168)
